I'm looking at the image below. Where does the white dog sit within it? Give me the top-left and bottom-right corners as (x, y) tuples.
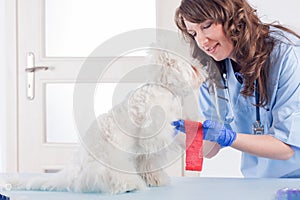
(1, 50), (204, 194)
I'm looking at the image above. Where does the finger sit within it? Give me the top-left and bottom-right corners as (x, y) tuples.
(173, 128), (179, 137)
(171, 121), (179, 127)
(202, 120), (213, 128)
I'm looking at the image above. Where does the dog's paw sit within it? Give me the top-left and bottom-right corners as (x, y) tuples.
(104, 176), (147, 194)
(40, 183), (57, 191)
(111, 182), (147, 194)
(141, 171), (170, 187)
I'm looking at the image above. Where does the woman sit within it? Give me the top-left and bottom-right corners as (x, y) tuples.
(172, 0), (300, 178)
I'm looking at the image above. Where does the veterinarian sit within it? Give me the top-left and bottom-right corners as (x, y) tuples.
(172, 0), (300, 178)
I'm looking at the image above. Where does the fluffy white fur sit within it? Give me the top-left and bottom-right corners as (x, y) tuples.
(1, 51), (203, 194)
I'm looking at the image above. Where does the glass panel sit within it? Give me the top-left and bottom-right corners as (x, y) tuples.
(46, 82), (139, 143)
(45, 0), (156, 57)
(46, 83), (78, 143)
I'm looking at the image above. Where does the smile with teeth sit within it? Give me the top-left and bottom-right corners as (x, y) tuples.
(205, 43), (219, 53)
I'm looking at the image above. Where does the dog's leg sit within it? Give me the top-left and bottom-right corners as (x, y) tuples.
(67, 150), (147, 194)
(136, 154), (170, 187)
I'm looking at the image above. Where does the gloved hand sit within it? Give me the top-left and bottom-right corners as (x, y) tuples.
(202, 120), (236, 147)
(171, 119), (186, 135)
(172, 119), (236, 147)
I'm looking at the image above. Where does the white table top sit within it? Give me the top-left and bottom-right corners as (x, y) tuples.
(1, 177), (300, 200)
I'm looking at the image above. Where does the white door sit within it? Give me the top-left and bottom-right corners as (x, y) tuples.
(17, 0), (184, 174)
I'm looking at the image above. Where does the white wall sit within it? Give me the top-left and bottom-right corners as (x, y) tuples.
(0, 0), (7, 172)
(1, 0), (17, 173)
(248, 0), (300, 33)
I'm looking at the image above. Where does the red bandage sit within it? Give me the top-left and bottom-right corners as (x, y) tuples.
(185, 120), (203, 171)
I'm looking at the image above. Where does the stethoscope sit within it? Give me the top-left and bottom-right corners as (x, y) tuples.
(252, 80), (264, 134)
(221, 64), (264, 135)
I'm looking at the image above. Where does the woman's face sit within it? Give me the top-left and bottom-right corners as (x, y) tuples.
(184, 19), (235, 61)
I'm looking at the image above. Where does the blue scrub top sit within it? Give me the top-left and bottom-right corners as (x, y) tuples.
(198, 27), (300, 178)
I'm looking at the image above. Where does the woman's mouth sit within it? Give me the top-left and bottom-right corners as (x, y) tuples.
(205, 43), (219, 54)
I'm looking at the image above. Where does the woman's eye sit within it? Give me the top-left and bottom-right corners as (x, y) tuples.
(203, 23), (212, 29)
(189, 32), (197, 37)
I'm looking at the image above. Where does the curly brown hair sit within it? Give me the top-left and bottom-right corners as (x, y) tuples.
(175, 0), (300, 107)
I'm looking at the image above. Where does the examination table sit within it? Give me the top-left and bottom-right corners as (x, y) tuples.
(1, 176), (300, 200)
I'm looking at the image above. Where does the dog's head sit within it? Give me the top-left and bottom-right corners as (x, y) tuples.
(150, 50), (205, 98)
(154, 50), (206, 120)
(141, 49), (206, 121)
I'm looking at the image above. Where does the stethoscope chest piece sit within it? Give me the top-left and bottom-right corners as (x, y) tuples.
(252, 120), (264, 135)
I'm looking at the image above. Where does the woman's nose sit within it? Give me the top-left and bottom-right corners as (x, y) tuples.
(195, 32), (209, 48)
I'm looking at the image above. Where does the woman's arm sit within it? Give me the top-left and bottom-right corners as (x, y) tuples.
(203, 141), (221, 158)
(231, 133), (294, 160)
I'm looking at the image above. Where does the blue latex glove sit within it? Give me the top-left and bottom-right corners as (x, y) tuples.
(171, 119), (186, 134)
(202, 120), (236, 147)
(172, 119), (236, 147)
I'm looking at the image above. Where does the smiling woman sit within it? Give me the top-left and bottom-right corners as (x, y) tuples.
(174, 0), (300, 178)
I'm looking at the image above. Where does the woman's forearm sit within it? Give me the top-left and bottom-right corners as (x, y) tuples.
(203, 141), (221, 158)
(231, 133), (294, 160)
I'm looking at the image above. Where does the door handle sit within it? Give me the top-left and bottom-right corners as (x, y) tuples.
(25, 52), (49, 100)
(25, 66), (49, 73)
